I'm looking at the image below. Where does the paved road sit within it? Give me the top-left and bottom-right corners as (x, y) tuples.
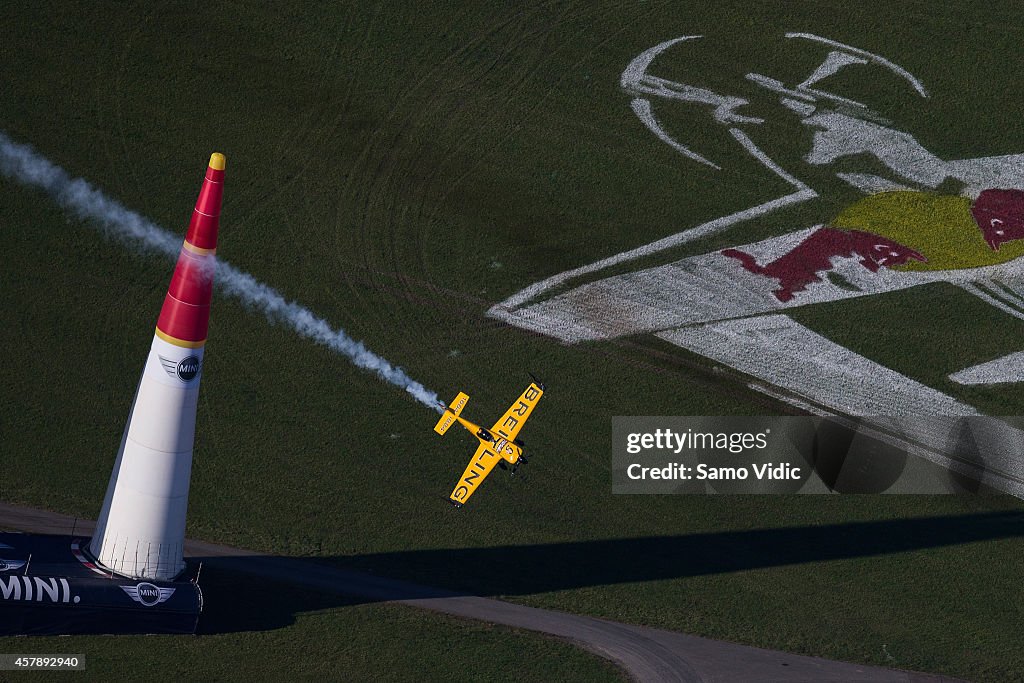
(0, 502), (960, 682)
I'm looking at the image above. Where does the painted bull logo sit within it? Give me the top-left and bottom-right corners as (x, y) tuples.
(723, 229), (926, 302)
(722, 186), (1024, 303)
(971, 189), (1024, 251)
(488, 30), (1024, 493)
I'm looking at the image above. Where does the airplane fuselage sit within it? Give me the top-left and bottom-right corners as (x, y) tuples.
(454, 416), (522, 464)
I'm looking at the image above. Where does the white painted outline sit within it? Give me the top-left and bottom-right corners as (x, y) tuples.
(959, 283), (1024, 321)
(797, 50), (870, 91)
(951, 350), (1024, 385)
(492, 127), (816, 312)
(631, 98), (719, 169)
(492, 187), (816, 313)
(621, 36), (764, 127)
(785, 32), (929, 98)
(729, 128), (810, 190)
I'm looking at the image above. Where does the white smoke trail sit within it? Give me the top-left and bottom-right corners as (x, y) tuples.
(0, 131), (443, 412)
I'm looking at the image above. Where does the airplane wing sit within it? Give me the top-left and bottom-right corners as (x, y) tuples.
(450, 442), (502, 506)
(490, 382), (544, 442)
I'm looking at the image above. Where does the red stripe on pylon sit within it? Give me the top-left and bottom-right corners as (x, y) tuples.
(157, 292), (211, 343)
(166, 250), (214, 307)
(155, 154), (224, 344)
(185, 163), (224, 250)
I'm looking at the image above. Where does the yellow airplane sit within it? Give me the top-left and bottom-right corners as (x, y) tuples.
(434, 380), (545, 507)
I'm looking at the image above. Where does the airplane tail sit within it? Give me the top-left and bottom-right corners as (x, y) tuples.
(434, 392), (470, 435)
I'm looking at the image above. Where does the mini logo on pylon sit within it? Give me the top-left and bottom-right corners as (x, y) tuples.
(176, 356), (201, 382)
(158, 355), (202, 382)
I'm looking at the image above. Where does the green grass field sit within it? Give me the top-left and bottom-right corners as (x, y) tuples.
(3, 1), (1024, 680)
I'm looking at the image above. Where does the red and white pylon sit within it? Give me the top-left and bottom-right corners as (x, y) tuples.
(89, 153), (225, 580)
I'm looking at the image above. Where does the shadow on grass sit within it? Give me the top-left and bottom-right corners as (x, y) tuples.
(196, 510), (1024, 634)
(195, 568), (366, 635)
